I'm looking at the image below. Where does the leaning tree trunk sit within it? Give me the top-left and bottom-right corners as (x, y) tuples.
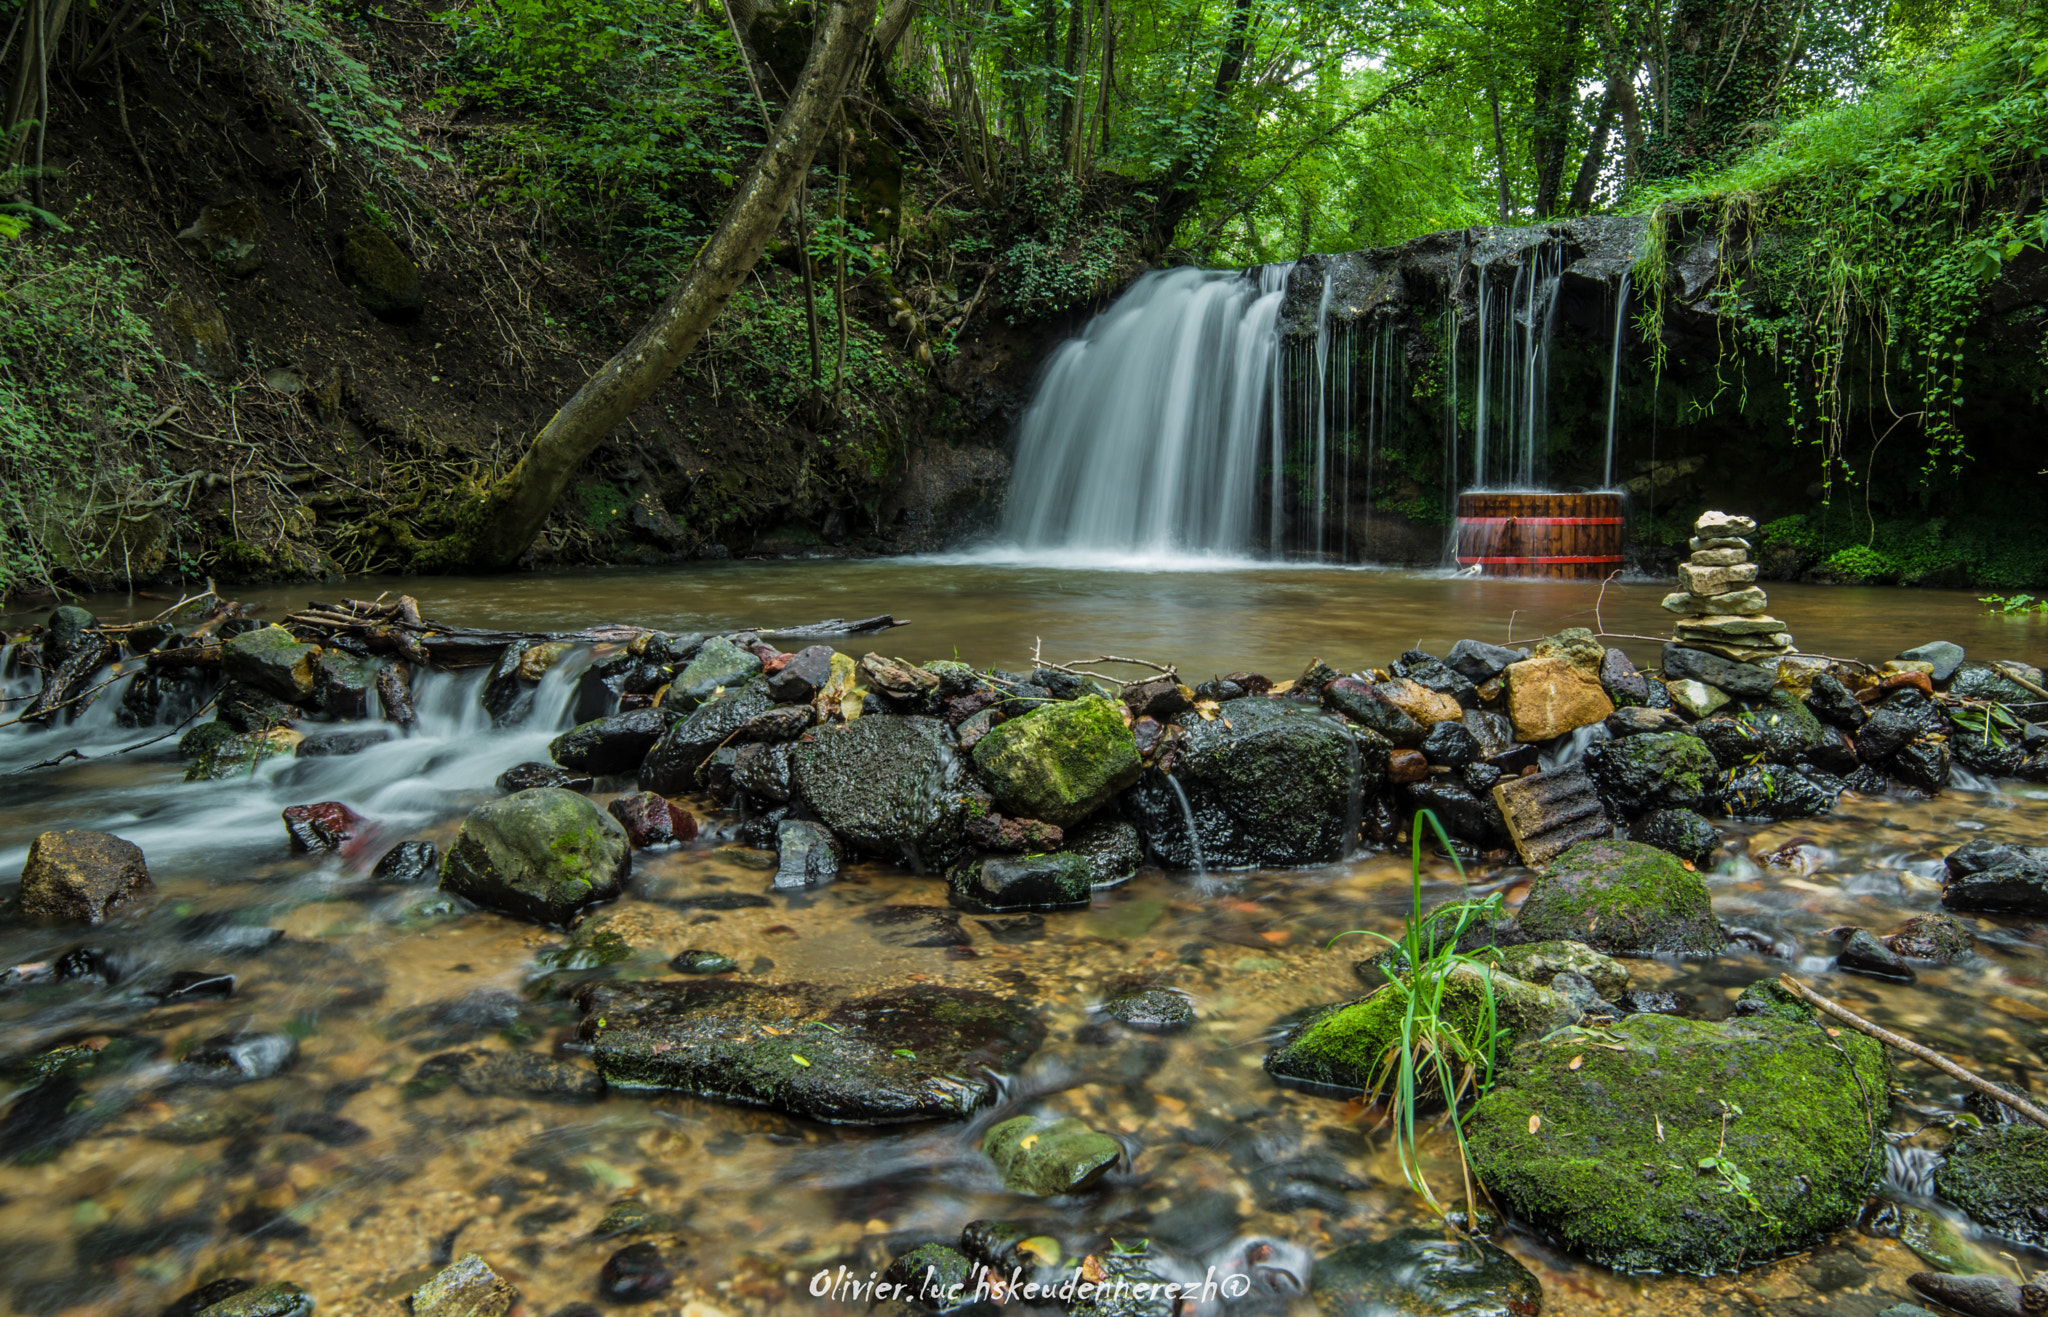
(446, 0), (880, 570)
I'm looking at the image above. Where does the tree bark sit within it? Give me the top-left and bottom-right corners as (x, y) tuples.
(1489, 83), (1512, 222)
(1529, 5), (1586, 219)
(1565, 85), (1616, 213)
(1147, 0), (1255, 249)
(448, 0), (880, 569)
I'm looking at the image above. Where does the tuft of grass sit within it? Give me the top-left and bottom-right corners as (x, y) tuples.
(1330, 808), (1508, 1225)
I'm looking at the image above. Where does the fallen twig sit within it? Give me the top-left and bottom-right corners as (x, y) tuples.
(1029, 636), (1177, 686)
(1778, 974), (2048, 1130)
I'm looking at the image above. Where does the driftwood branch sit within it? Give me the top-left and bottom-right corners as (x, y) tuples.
(1029, 636), (1178, 687)
(758, 615), (908, 637)
(1778, 974), (2048, 1130)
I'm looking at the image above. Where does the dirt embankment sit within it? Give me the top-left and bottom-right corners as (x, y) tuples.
(0, 0), (1133, 602)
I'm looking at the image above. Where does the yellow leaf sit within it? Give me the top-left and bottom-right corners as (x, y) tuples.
(790, 1053), (810, 1067)
(1018, 1133), (1039, 1149)
(1568, 1055), (1583, 1070)
(1528, 1114), (1542, 1134)
(1194, 699), (1220, 721)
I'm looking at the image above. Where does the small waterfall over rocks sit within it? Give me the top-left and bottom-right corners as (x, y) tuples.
(994, 216), (1649, 565)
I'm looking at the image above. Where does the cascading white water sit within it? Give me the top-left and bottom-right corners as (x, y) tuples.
(1604, 273), (1631, 488)
(1000, 265), (1292, 561)
(1464, 245), (1565, 491)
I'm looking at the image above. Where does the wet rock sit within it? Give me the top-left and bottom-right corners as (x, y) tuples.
(1392, 649), (1477, 705)
(1628, 808), (1721, 866)
(1604, 706), (1688, 738)
(1732, 978), (1810, 1022)
(1462, 762), (1505, 795)
(218, 682), (304, 733)
(1890, 735), (1954, 793)
(1378, 676), (1465, 726)
(162, 1278), (256, 1317)
(1837, 927), (1913, 980)
(737, 704), (814, 744)
(863, 904), (970, 947)
(481, 642), (541, 726)
(574, 979), (1043, 1123)
(1514, 838), (1724, 956)
(770, 818), (844, 889)
(1942, 840), (2048, 914)
(790, 715), (974, 870)
(222, 625), (320, 703)
(377, 662), (416, 727)
(861, 653), (943, 713)
(1666, 679), (1729, 720)
(338, 223), (424, 320)
(294, 727), (391, 759)
(1194, 677), (1245, 702)
(730, 740), (794, 800)
(1486, 940), (1629, 1000)
(192, 1281), (312, 1317)
(1618, 987), (1689, 1014)
(282, 800), (365, 853)
(1583, 731), (1718, 817)
(440, 788), (632, 927)
(1694, 691), (1827, 768)
(1950, 660), (2048, 715)
(965, 813), (1064, 852)
(409, 1254), (517, 1317)
(277, 1110), (368, 1146)
(1468, 1012), (1886, 1273)
(1130, 700), (1384, 869)
(590, 1198), (684, 1239)
(1717, 763), (1839, 820)
(1323, 677), (1426, 747)
(1936, 1122), (2048, 1248)
(1063, 817), (1142, 888)
(1504, 656), (1614, 742)
(769, 644), (835, 702)
(1888, 912), (1975, 963)
(1420, 719), (1481, 767)
(181, 722), (301, 780)
(1660, 643), (1776, 700)
(1896, 642), (1966, 683)
(177, 199), (267, 276)
(18, 829), (153, 924)
(40, 605), (98, 666)
(1907, 1272), (2045, 1317)
(1116, 675), (1189, 722)
(1101, 987), (1195, 1033)
(1954, 723), (2031, 777)
(670, 949), (737, 974)
(373, 840), (438, 885)
(496, 762), (593, 793)
(639, 679), (776, 794)
(550, 710), (675, 776)
(599, 1241), (676, 1303)
(1601, 648), (1651, 707)
(883, 1243), (975, 1312)
(409, 1049), (604, 1102)
(1398, 777), (1511, 850)
(1388, 749), (1431, 784)
(311, 652), (378, 719)
(971, 695), (1142, 828)
(983, 1115), (1122, 1195)
(949, 853), (1092, 913)
(1312, 1227), (1543, 1317)
(1447, 639), (1529, 684)
(606, 792), (697, 848)
(1067, 1240), (1180, 1317)
(180, 1032), (298, 1083)
(1805, 672), (1869, 729)
(1859, 688), (1949, 762)
(1268, 966), (1575, 1096)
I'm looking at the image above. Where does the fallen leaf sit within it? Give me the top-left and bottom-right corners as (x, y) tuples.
(1568, 1054), (1584, 1070)
(1018, 1133), (1040, 1149)
(1655, 1114), (1665, 1143)
(790, 1053), (810, 1067)
(1528, 1114), (1542, 1134)
(1826, 1026), (1842, 1037)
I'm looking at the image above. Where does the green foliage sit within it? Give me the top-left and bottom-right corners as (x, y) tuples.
(701, 284), (918, 435)
(1819, 544), (1898, 582)
(439, 0), (756, 298)
(997, 168), (1137, 321)
(0, 235), (178, 596)
(1981, 593), (2048, 616)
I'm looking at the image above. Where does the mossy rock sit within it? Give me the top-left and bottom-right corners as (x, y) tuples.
(1584, 731), (1719, 816)
(1466, 1013), (1888, 1274)
(971, 695), (1141, 828)
(1515, 839), (1725, 957)
(1484, 940), (1630, 1000)
(179, 721), (301, 780)
(982, 1115), (1122, 1195)
(947, 852), (1092, 913)
(176, 199), (266, 276)
(1692, 691), (1827, 768)
(670, 635), (764, 710)
(439, 788), (631, 927)
(337, 223), (424, 321)
(1264, 963), (1576, 1096)
(1935, 1123), (2048, 1248)
(221, 625), (321, 702)
(574, 978), (1042, 1124)
(163, 288), (234, 377)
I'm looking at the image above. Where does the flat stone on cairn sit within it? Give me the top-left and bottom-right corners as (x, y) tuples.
(1662, 512), (1795, 664)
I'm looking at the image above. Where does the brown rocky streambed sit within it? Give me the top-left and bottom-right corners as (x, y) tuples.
(1, 563), (2046, 1317)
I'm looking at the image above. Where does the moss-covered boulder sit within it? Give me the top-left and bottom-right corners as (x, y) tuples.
(638, 679), (776, 794)
(338, 223), (424, 320)
(983, 1115), (1122, 1196)
(180, 721), (301, 780)
(439, 788), (631, 926)
(1483, 940), (1630, 1000)
(1691, 691), (1827, 768)
(1264, 964), (1576, 1096)
(671, 636), (764, 710)
(1935, 1124), (2048, 1248)
(221, 625), (320, 702)
(790, 715), (974, 869)
(19, 830), (153, 924)
(1466, 1013), (1887, 1274)
(1515, 839), (1724, 956)
(971, 695), (1140, 828)
(1311, 1228), (1543, 1317)
(1129, 700), (1386, 868)
(1583, 731), (1719, 817)
(574, 978), (1042, 1123)
(948, 852), (1092, 913)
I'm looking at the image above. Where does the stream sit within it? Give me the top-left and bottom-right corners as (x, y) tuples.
(2, 561), (2045, 1317)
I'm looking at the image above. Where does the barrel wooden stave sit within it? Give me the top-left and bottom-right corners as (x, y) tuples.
(1455, 492), (1624, 580)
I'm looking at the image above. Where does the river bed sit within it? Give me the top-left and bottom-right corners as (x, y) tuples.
(2, 562), (2045, 1317)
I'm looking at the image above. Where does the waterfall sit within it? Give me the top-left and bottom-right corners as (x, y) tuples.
(1000, 265), (1292, 559)
(1603, 273), (1631, 489)
(1461, 244), (1565, 491)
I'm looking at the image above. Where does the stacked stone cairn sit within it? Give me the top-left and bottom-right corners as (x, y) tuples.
(1660, 511), (1794, 664)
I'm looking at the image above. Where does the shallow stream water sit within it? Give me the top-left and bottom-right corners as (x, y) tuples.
(2, 561), (2046, 1317)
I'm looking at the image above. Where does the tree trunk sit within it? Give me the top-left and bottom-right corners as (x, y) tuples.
(1566, 86), (1617, 212)
(1146, 0), (1254, 250)
(1489, 83), (1512, 222)
(447, 0), (880, 570)
(1529, 5), (1585, 219)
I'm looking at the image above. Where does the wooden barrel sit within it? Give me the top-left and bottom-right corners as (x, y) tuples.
(1455, 492), (1624, 580)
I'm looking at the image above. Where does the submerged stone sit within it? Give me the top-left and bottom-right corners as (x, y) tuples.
(1466, 1013), (1886, 1274)
(193, 1281), (313, 1317)
(411, 1253), (517, 1317)
(983, 1114), (1122, 1196)
(948, 852), (1092, 913)
(439, 788), (632, 927)
(1888, 912), (1976, 963)
(1935, 1123), (2048, 1248)
(1513, 839), (1723, 956)
(1312, 1227), (1543, 1317)
(409, 1049), (605, 1102)
(1101, 987), (1196, 1033)
(18, 830), (153, 925)
(575, 979), (1042, 1124)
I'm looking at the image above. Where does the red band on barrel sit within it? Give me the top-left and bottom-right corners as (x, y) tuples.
(1456, 517), (1624, 526)
(1457, 556), (1624, 565)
